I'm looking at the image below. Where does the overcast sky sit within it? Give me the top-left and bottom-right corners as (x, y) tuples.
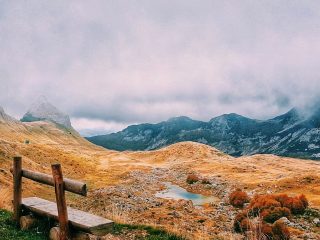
(1, 0), (320, 136)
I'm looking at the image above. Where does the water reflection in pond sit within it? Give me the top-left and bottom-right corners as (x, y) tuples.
(155, 182), (217, 206)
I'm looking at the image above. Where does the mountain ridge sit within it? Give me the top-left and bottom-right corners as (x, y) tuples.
(87, 107), (320, 159)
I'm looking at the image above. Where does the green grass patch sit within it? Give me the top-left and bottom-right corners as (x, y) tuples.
(113, 223), (185, 240)
(0, 209), (184, 240)
(0, 209), (47, 240)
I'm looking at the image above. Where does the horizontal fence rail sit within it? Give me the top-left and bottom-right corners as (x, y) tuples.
(10, 168), (87, 196)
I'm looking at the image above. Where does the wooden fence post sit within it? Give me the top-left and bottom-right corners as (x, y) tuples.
(51, 164), (70, 240)
(13, 156), (22, 224)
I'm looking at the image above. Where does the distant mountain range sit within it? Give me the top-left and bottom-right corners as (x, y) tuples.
(2, 96), (319, 159)
(87, 108), (320, 159)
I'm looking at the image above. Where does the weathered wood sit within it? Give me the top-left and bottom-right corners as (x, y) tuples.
(22, 197), (114, 236)
(52, 164), (70, 240)
(23, 169), (87, 196)
(13, 156), (22, 224)
(10, 168), (87, 196)
(72, 231), (98, 240)
(20, 215), (37, 230)
(50, 227), (98, 240)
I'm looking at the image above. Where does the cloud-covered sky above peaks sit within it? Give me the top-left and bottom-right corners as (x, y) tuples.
(1, 0), (320, 135)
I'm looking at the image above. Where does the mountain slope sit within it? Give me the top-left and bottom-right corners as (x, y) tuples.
(87, 108), (320, 159)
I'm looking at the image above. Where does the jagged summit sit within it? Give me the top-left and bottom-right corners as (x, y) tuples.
(21, 96), (72, 129)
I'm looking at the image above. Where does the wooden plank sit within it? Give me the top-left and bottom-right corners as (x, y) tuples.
(13, 156), (22, 224)
(10, 168), (87, 196)
(52, 164), (70, 240)
(22, 197), (114, 236)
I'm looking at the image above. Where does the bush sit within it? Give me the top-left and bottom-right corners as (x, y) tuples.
(233, 192), (307, 238)
(229, 189), (250, 208)
(275, 194), (308, 214)
(298, 194), (308, 209)
(186, 174), (199, 184)
(261, 207), (291, 223)
(260, 223), (273, 239)
(260, 222), (290, 240)
(248, 195), (281, 216)
(233, 211), (252, 233)
(272, 221), (290, 240)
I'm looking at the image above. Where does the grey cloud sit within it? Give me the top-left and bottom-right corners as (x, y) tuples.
(1, 0), (320, 132)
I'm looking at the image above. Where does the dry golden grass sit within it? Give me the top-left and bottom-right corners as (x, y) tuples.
(0, 187), (11, 210)
(1, 120), (320, 208)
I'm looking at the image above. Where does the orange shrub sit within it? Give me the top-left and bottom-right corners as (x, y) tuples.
(272, 221), (290, 240)
(229, 189), (250, 208)
(186, 174), (199, 184)
(298, 194), (309, 209)
(233, 211), (253, 233)
(278, 194), (308, 214)
(260, 222), (290, 240)
(261, 207), (291, 223)
(274, 193), (290, 205)
(260, 223), (273, 239)
(248, 195), (281, 216)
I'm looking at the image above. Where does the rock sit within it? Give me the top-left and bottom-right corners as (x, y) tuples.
(277, 217), (293, 226)
(20, 215), (37, 230)
(49, 227), (60, 240)
(313, 218), (320, 227)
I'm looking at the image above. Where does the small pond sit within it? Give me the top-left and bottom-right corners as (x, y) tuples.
(155, 182), (217, 206)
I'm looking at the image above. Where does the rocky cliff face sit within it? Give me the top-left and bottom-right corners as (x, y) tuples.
(87, 108), (320, 159)
(20, 96), (72, 129)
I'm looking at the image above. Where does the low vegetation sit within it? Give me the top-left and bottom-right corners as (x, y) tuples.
(229, 189), (250, 208)
(114, 223), (185, 240)
(232, 192), (309, 239)
(248, 193), (308, 216)
(261, 207), (291, 223)
(0, 209), (47, 240)
(0, 209), (184, 240)
(186, 174), (199, 184)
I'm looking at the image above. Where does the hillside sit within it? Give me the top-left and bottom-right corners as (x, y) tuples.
(87, 108), (320, 159)
(0, 107), (320, 239)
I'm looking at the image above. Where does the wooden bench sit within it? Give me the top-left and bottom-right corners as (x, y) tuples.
(12, 156), (114, 240)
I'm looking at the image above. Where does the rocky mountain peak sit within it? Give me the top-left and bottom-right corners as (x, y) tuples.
(20, 96), (72, 129)
(0, 106), (16, 124)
